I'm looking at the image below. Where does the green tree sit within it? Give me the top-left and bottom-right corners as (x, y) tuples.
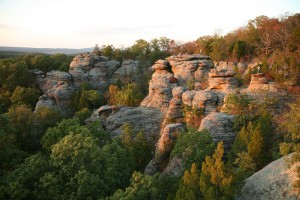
(209, 37), (227, 62)
(4, 153), (52, 200)
(171, 128), (215, 170)
(200, 142), (236, 200)
(110, 172), (179, 200)
(120, 123), (152, 171)
(101, 45), (115, 58)
(31, 55), (54, 72)
(74, 107), (92, 125)
(6, 104), (38, 153)
(41, 118), (88, 152)
(279, 98), (300, 194)
(175, 163), (201, 200)
(108, 83), (143, 106)
(10, 86), (40, 108)
(0, 87), (11, 113)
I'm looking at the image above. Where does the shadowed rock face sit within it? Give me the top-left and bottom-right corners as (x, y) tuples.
(236, 154), (300, 200)
(198, 112), (235, 152)
(103, 106), (164, 142)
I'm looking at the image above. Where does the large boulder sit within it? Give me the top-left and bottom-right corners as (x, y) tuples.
(167, 54), (213, 85)
(237, 154), (300, 200)
(208, 69), (238, 92)
(47, 81), (75, 113)
(103, 106), (164, 142)
(37, 70), (72, 93)
(198, 112), (235, 152)
(111, 59), (139, 84)
(34, 95), (58, 111)
(145, 123), (186, 175)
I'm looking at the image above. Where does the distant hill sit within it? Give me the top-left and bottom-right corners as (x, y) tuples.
(0, 46), (94, 56)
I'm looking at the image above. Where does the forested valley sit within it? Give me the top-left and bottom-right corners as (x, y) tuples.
(0, 13), (300, 199)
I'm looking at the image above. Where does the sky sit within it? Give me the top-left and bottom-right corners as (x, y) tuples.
(0, 0), (299, 48)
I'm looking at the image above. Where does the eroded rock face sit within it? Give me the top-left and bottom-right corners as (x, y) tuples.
(69, 53), (120, 89)
(140, 65), (176, 111)
(237, 154), (300, 200)
(198, 112), (235, 152)
(37, 70), (72, 93)
(33, 53), (143, 113)
(182, 90), (219, 115)
(47, 81), (75, 113)
(145, 123), (186, 175)
(111, 59), (139, 84)
(247, 73), (278, 92)
(103, 106), (163, 142)
(141, 54), (213, 111)
(208, 68), (238, 92)
(162, 157), (184, 176)
(156, 123), (186, 156)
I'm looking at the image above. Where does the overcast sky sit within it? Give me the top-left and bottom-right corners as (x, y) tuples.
(0, 0), (299, 48)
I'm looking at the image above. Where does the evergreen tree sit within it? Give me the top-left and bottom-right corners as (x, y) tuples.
(200, 142), (235, 200)
(175, 163), (201, 200)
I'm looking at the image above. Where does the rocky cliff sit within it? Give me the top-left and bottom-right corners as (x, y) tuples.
(142, 55), (286, 174)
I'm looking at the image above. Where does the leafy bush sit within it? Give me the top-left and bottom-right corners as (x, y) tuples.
(108, 83), (143, 107)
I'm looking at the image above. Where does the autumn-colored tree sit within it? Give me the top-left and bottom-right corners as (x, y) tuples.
(175, 163), (201, 200)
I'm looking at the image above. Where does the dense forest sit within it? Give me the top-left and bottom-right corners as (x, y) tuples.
(0, 13), (300, 199)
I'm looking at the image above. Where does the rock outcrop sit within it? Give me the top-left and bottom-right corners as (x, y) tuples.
(182, 90), (219, 115)
(198, 112), (235, 152)
(67, 54), (289, 176)
(208, 68), (238, 92)
(102, 106), (163, 142)
(33, 53), (142, 113)
(141, 54), (213, 110)
(111, 59), (139, 83)
(247, 73), (278, 92)
(145, 123), (186, 175)
(69, 53), (119, 89)
(35, 95), (58, 111)
(237, 154), (300, 200)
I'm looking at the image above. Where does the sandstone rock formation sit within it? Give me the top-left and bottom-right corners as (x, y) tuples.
(33, 53), (141, 113)
(46, 81), (75, 113)
(162, 157), (184, 176)
(35, 95), (58, 111)
(156, 123), (186, 157)
(145, 123), (186, 175)
(69, 53), (120, 89)
(247, 73), (278, 92)
(82, 54), (288, 174)
(207, 68), (238, 92)
(198, 112), (235, 152)
(141, 54), (213, 110)
(237, 154), (300, 200)
(111, 59), (139, 83)
(182, 90), (219, 115)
